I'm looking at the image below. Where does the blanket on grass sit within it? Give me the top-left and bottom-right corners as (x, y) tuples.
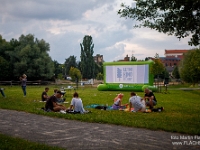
(85, 104), (164, 112)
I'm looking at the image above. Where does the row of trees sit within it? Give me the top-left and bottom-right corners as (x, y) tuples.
(0, 34), (103, 82)
(0, 33), (199, 85)
(0, 34), (54, 81)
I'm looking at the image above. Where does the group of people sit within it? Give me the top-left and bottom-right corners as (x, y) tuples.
(41, 87), (87, 114)
(112, 88), (160, 112)
(18, 73), (160, 113)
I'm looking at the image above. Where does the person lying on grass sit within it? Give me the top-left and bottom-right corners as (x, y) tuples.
(129, 92), (146, 112)
(112, 93), (128, 110)
(45, 90), (67, 112)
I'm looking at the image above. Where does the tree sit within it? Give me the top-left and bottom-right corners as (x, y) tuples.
(69, 67), (82, 88)
(179, 48), (200, 86)
(53, 60), (62, 79)
(6, 34), (54, 80)
(131, 54), (137, 61)
(118, 0), (200, 46)
(150, 59), (165, 78)
(80, 35), (95, 79)
(64, 55), (77, 76)
(0, 56), (11, 80)
(172, 66), (180, 79)
(96, 72), (103, 80)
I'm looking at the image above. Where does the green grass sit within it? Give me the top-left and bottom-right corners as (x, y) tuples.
(0, 84), (200, 135)
(0, 133), (65, 150)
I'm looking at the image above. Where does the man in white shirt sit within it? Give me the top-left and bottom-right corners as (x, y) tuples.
(129, 92), (146, 112)
(68, 92), (86, 114)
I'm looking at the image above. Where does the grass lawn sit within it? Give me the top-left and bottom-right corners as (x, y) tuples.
(0, 133), (64, 150)
(0, 83), (200, 135)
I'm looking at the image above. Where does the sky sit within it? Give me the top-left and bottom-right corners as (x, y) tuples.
(0, 0), (195, 64)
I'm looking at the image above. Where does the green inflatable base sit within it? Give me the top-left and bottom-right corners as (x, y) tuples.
(97, 84), (157, 92)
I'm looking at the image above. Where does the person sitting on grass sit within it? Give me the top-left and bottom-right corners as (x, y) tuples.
(129, 92), (146, 112)
(143, 88), (157, 109)
(67, 92), (86, 114)
(53, 88), (65, 103)
(112, 93), (128, 110)
(41, 87), (49, 101)
(45, 90), (67, 112)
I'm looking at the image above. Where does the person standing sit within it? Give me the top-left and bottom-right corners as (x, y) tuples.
(0, 88), (6, 98)
(19, 74), (27, 97)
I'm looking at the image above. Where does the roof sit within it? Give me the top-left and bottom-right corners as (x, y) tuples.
(165, 50), (189, 54)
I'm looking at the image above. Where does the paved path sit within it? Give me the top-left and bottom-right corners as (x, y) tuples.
(0, 109), (199, 150)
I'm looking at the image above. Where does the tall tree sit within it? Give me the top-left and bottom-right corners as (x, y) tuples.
(0, 56), (11, 80)
(64, 55), (77, 76)
(80, 35), (95, 79)
(0, 35), (12, 80)
(53, 60), (61, 78)
(179, 48), (200, 86)
(118, 0), (200, 46)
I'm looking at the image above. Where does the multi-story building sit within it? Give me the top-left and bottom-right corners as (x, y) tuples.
(160, 49), (189, 67)
(93, 54), (104, 64)
(160, 49), (189, 75)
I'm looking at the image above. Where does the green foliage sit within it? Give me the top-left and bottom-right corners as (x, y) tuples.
(69, 67), (82, 82)
(118, 0), (200, 46)
(53, 60), (62, 79)
(57, 73), (63, 80)
(80, 35), (95, 79)
(179, 48), (200, 85)
(0, 56), (11, 80)
(151, 59), (165, 78)
(172, 66), (180, 79)
(96, 72), (103, 80)
(1, 34), (54, 80)
(64, 55), (77, 75)
(94, 63), (103, 78)
(0, 85), (200, 135)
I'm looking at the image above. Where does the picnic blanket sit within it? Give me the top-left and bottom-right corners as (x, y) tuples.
(85, 104), (134, 111)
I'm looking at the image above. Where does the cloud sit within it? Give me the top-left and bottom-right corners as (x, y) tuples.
(0, 0), (194, 64)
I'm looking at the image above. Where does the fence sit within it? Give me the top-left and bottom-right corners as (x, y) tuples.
(0, 80), (50, 86)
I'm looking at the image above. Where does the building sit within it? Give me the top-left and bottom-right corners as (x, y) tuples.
(161, 49), (189, 66)
(164, 49), (189, 59)
(118, 54), (130, 61)
(93, 54), (104, 64)
(160, 49), (189, 75)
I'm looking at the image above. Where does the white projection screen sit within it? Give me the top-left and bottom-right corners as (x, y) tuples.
(105, 65), (149, 84)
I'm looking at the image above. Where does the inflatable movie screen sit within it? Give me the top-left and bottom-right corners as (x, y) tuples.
(97, 60), (157, 91)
